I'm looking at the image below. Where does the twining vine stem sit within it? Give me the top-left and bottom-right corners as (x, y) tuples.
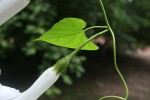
(99, 96), (124, 100)
(98, 0), (129, 100)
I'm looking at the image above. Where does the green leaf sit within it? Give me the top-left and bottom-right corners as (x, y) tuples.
(35, 18), (99, 50)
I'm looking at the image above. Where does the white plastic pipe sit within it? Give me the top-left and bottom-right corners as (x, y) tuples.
(0, 0), (30, 26)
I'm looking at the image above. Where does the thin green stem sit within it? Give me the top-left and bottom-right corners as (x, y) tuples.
(69, 29), (108, 58)
(109, 27), (129, 99)
(84, 26), (107, 31)
(99, 0), (110, 27)
(99, 95), (124, 100)
(99, 0), (129, 100)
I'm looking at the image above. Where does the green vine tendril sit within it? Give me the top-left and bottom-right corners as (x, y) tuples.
(98, 0), (129, 100)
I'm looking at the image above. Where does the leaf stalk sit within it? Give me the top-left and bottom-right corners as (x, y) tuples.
(69, 29), (108, 59)
(84, 26), (107, 31)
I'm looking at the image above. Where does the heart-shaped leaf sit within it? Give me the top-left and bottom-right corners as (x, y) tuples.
(35, 18), (99, 50)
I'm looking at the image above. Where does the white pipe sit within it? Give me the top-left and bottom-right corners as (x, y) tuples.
(0, 0), (30, 26)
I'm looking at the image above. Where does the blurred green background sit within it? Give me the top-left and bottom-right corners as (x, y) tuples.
(0, 0), (150, 100)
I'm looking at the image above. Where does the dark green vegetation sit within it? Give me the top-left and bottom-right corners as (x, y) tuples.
(0, 0), (150, 98)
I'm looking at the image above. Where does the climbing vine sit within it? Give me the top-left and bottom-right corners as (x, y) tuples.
(35, 0), (129, 99)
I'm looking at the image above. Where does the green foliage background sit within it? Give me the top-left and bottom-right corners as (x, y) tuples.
(0, 0), (150, 97)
